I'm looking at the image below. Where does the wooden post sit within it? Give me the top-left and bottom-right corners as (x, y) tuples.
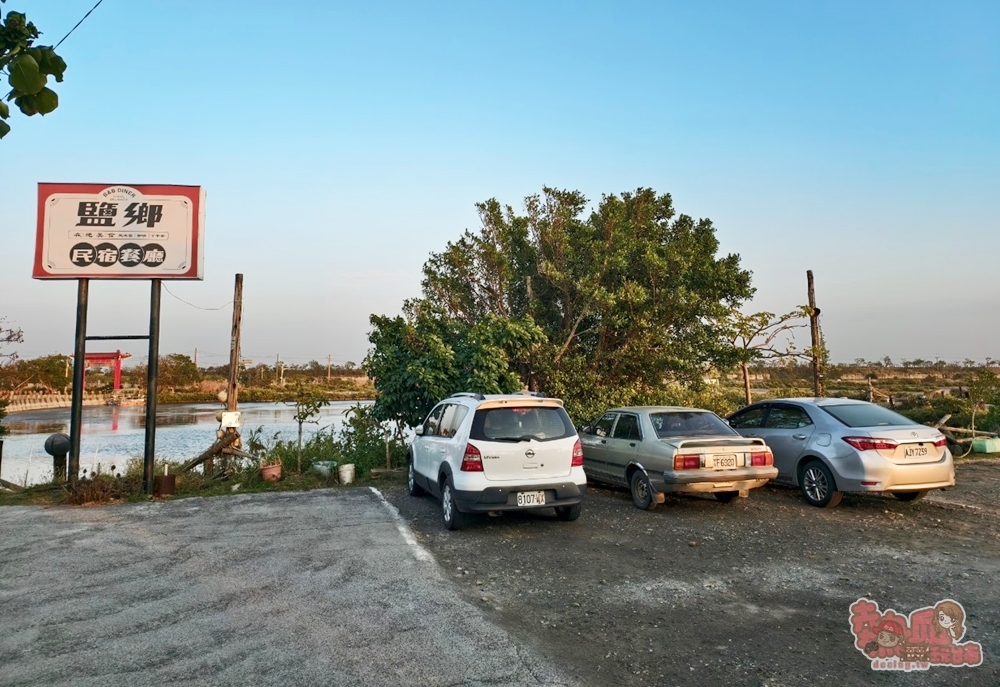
(213, 273), (244, 476)
(807, 270), (824, 397)
(327, 355), (332, 381)
(226, 274), (244, 413)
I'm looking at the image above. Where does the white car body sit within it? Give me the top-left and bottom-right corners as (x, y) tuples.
(407, 393), (587, 529)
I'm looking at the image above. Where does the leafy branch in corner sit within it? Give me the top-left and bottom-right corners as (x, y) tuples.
(0, 1), (68, 139)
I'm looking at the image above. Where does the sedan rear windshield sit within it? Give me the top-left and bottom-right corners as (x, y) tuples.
(820, 403), (917, 428)
(470, 406), (576, 442)
(650, 412), (738, 438)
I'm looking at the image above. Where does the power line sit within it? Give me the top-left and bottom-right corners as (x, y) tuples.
(162, 284), (232, 311)
(55, 0), (105, 49)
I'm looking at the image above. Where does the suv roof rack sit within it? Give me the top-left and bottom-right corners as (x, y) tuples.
(448, 392), (486, 401)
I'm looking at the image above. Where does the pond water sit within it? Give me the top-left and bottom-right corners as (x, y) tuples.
(0, 401), (369, 487)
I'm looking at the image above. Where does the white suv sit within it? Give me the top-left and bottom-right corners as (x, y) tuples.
(407, 392), (587, 529)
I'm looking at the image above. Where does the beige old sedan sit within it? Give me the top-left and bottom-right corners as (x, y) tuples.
(579, 406), (778, 509)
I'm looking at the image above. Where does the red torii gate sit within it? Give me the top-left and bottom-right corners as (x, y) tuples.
(82, 350), (132, 391)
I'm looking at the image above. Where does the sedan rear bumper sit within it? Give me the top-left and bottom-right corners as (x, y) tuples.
(829, 453), (956, 492)
(453, 482), (586, 513)
(655, 467), (778, 493)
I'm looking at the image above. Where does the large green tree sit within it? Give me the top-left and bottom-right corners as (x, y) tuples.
(367, 187), (755, 424)
(0, 1), (68, 139)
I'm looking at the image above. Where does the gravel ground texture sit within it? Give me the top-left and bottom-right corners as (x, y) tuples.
(384, 459), (1000, 687)
(0, 488), (569, 687)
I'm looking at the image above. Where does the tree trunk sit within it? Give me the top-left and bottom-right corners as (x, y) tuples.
(741, 362), (752, 405)
(297, 423), (303, 473)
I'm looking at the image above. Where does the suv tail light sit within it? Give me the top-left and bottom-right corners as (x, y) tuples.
(572, 439), (584, 467)
(843, 436), (899, 451)
(750, 451), (773, 466)
(673, 454), (701, 470)
(933, 437), (947, 448)
(461, 443), (483, 472)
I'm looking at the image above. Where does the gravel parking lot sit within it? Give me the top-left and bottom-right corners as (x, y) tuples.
(0, 489), (568, 687)
(385, 458), (1000, 686)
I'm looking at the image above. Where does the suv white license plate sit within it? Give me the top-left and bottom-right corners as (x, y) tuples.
(713, 455), (737, 469)
(516, 491), (546, 507)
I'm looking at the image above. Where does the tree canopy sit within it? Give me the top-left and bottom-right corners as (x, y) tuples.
(0, 2), (68, 139)
(366, 187), (756, 424)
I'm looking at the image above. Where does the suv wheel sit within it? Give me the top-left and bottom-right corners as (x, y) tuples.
(800, 460), (843, 508)
(407, 458), (424, 497)
(555, 504), (582, 521)
(441, 476), (465, 530)
(630, 471), (659, 511)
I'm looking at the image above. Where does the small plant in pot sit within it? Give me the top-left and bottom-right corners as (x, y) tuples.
(246, 426), (283, 482)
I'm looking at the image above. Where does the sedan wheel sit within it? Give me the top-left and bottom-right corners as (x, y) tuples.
(800, 460), (843, 508)
(630, 471), (659, 511)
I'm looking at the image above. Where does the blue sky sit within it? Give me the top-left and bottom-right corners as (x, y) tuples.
(2, 0), (997, 368)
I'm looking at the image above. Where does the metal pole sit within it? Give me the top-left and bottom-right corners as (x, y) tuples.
(143, 279), (162, 495)
(69, 279), (89, 489)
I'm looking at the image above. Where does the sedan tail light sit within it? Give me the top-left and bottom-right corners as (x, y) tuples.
(842, 436), (899, 451)
(933, 437), (947, 448)
(572, 439), (584, 467)
(673, 454), (701, 470)
(750, 451), (773, 466)
(460, 443), (484, 472)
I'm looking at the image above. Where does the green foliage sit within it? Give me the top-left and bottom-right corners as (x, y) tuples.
(366, 305), (544, 427)
(967, 370), (1000, 434)
(368, 187), (754, 425)
(286, 386), (330, 472)
(334, 403), (407, 478)
(0, 4), (67, 139)
(157, 354), (200, 390)
(244, 405), (406, 481)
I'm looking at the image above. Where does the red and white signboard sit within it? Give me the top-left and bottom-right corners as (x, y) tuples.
(33, 183), (205, 280)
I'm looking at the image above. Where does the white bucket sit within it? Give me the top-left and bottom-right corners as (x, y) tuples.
(338, 463), (355, 485)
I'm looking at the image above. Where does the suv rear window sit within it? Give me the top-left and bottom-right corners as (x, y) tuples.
(820, 403), (916, 428)
(470, 406), (576, 442)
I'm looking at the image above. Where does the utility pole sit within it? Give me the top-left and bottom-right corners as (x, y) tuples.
(194, 347), (199, 367)
(807, 270), (824, 397)
(276, 353), (281, 387)
(327, 355), (332, 381)
(211, 274), (244, 478)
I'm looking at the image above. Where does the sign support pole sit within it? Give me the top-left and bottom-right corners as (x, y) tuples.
(142, 279), (162, 495)
(68, 279), (89, 489)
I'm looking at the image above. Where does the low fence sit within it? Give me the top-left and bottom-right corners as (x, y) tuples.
(2, 392), (113, 414)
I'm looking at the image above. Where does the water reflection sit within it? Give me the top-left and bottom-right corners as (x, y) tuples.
(0, 401), (366, 487)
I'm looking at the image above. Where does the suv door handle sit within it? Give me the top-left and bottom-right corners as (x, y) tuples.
(793, 434), (807, 440)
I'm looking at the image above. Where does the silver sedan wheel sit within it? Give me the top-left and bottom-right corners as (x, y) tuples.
(803, 466), (829, 502)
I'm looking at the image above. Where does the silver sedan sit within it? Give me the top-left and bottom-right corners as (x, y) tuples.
(727, 398), (956, 507)
(580, 406), (778, 509)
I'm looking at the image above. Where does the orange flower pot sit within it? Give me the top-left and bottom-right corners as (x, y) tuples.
(261, 464), (282, 482)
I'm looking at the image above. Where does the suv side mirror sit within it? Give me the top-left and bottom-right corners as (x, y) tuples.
(414, 425), (425, 436)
